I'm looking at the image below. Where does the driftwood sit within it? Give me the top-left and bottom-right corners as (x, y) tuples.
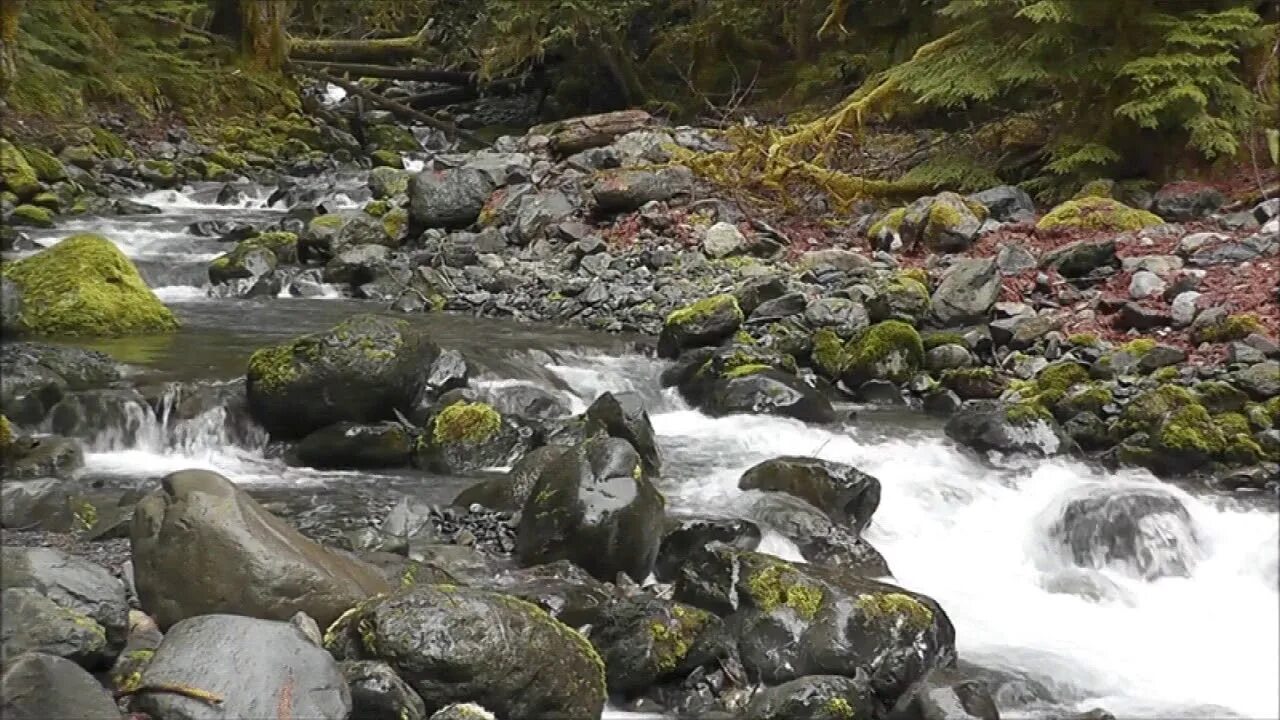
(530, 109), (654, 155)
(287, 22), (433, 64)
(296, 66), (485, 149)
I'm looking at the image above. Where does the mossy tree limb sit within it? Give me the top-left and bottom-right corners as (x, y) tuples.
(287, 20), (432, 63)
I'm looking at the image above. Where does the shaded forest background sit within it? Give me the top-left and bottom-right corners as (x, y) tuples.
(2, 0), (1277, 202)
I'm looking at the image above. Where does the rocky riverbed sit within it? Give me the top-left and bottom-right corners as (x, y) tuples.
(2, 96), (1278, 720)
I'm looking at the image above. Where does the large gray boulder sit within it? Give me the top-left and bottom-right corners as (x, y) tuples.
(517, 436), (666, 583)
(584, 391), (662, 476)
(1048, 486), (1201, 580)
(409, 167), (495, 229)
(738, 456), (881, 533)
(324, 584), (607, 720)
(591, 166), (693, 212)
(0, 652), (123, 720)
(0, 546), (128, 655)
(133, 614), (350, 720)
(930, 258), (1000, 326)
(245, 314), (440, 440)
(1, 588), (112, 668)
(130, 469), (391, 629)
(588, 594), (727, 694)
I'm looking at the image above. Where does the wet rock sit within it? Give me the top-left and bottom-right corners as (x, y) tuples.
(591, 166), (693, 212)
(1, 546), (128, 655)
(805, 297), (871, 337)
(0, 587), (111, 668)
(930, 258), (1000, 325)
(131, 469), (391, 629)
(1233, 360), (1280, 399)
(0, 652), (123, 720)
(476, 560), (614, 628)
(325, 583), (606, 720)
(590, 594), (728, 693)
(658, 294), (744, 359)
(1048, 486), (1200, 580)
(342, 660), (428, 720)
(700, 370), (837, 424)
(368, 166), (410, 199)
(674, 547), (955, 698)
(518, 436), (666, 583)
(745, 674), (878, 720)
(1042, 239), (1117, 278)
(323, 243), (389, 286)
(415, 401), (535, 473)
(655, 515), (762, 583)
(887, 677), (1001, 720)
(738, 457), (881, 532)
(292, 421), (414, 469)
(969, 185), (1035, 223)
(1151, 183), (1225, 222)
(0, 342), (120, 425)
(0, 478), (73, 531)
(454, 444), (572, 513)
(945, 400), (1070, 456)
(409, 168), (495, 229)
(743, 493), (890, 578)
(1, 435), (84, 480)
(584, 391), (662, 476)
(246, 314), (439, 440)
(134, 614), (350, 720)
(479, 383), (572, 420)
(923, 387), (963, 416)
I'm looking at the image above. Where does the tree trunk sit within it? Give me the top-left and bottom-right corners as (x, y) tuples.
(530, 109), (653, 155)
(287, 21), (432, 64)
(0, 0), (23, 95)
(240, 0), (291, 69)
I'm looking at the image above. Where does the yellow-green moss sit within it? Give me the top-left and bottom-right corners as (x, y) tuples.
(1, 234), (179, 337)
(722, 363), (772, 379)
(745, 561), (824, 620)
(0, 139), (40, 198)
(1068, 333), (1100, 347)
(365, 200), (390, 217)
(1073, 179), (1116, 199)
(382, 208), (409, 239)
(826, 697), (855, 719)
(922, 331), (968, 351)
(1118, 384), (1199, 435)
(246, 343), (302, 393)
(309, 214), (346, 232)
(1158, 404), (1225, 455)
(1035, 197), (1162, 233)
(1194, 381), (1248, 412)
(665, 294), (743, 328)
(0, 415), (12, 452)
(1213, 412), (1251, 437)
(1151, 366), (1180, 382)
(11, 204), (53, 227)
(844, 320), (924, 383)
(19, 145), (66, 183)
(869, 207), (907, 237)
(433, 402), (501, 445)
(1193, 313), (1265, 344)
(73, 501), (98, 532)
(649, 605), (710, 673)
(91, 128), (130, 158)
(1006, 400), (1053, 424)
(854, 592), (934, 631)
(1029, 361), (1090, 406)
(1058, 382), (1113, 416)
(1118, 338), (1157, 357)
(811, 328), (848, 377)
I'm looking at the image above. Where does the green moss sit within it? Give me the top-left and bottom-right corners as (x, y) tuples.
(207, 149), (247, 170)
(1, 139), (41, 198)
(400, 561), (421, 588)
(1068, 333), (1100, 347)
(1030, 361), (1090, 406)
(1213, 412), (1251, 437)
(1265, 396), (1280, 422)
(1119, 338), (1156, 357)
(1118, 384), (1198, 435)
(1036, 197), (1162, 233)
(247, 343), (300, 393)
(1058, 382), (1114, 416)
(745, 561), (824, 620)
(1244, 403), (1274, 430)
(433, 402), (501, 445)
(1074, 179), (1116, 199)
(73, 501), (98, 532)
(0, 415), (11, 452)
(649, 605), (710, 673)
(1194, 381), (1248, 413)
(826, 697), (855, 719)
(115, 671), (143, 693)
(309, 213), (346, 233)
(665, 294), (743, 328)
(734, 330), (756, 345)
(898, 267), (929, 288)
(1158, 404), (1225, 455)
(1006, 400), (1052, 424)
(811, 328), (848, 377)
(844, 320), (924, 383)
(1151, 366), (1180, 382)
(365, 125), (420, 153)
(869, 207), (907, 237)
(19, 145), (66, 183)
(855, 592), (934, 631)
(922, 331), (968, 351)
(141, 159), (175, 179)
(2, 234), (179, 337)
(370, 149), (403, 168)
(924, 199), (964, 236)
(11, 204), (54, 227)
(1193, 313), (1265, 343)
(382, 208), (409, 239)
(365, 200), (390, 217)
(722, 363), (772, 379)
(91, 128), (129, 158)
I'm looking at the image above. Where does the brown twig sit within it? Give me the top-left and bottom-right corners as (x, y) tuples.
(116, 683), (224, 706)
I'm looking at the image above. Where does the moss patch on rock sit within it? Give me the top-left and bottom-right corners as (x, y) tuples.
(855, 592), (934, 631)
(433, 402), (502, 445)
(1192, 313), (1265, 344)
(10, 204), (54, 227)
(665, 294), (742, 328)
(649, 605), (711, 673)
(844, 320), (924, 383)
(0, 415), (13, 452)
(745, 559), (824, 620)
(1035, 197), (1162, 233)
(1, 139), (41, 199)
(2, 233), (179, 337)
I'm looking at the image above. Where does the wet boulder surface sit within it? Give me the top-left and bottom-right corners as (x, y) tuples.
(1046, 485), (1202, 580)
(0, 652), (123, 720)
(0, 546), (129, 662)
(324, 583), (607, 720)
(739, 456), (882, 532)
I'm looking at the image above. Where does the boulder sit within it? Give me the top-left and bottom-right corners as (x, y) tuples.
(703, 221), (748, 258)
(409, 168), (495, 229)
(245, 314), (439, 440)
(454, 445), (572, 512)
(1047, 486), (1201, 580)
(368, 166), (410, 199)
(744, 675), (878, 720)
(1, 234), (179, 337)
(130, 469), (391, 629)
(342, 660), (429, 720)
(133, 614), (350, 720)
(584, 391), (662, 476)
(292, 421), (414, 469)
(945, 400), (1070, 456)
(1, 139), (41, 199)
(805, 297), (871, 338)
(591, 166), (693, 212)
(475, 560), (615, 629)
(0, 652), (123, 720)
(657, 294), (744, 359)
(700, 369), (837, 424)
(930, 258), (1000, 326)
(969, 185), (1035, 223)
(842, 320), (925, 386)
(323, 243), (391, 286)
(1041, 238), (1118, 277)
(0, 588), (112, 668)
(415, 401), (534, 473)
(674, 547), (955, 699)
(739, 457), (881, 532)
(1233, 361), (1280, 400)
(518, 436), (666, 583)
(743, 493), (890, 578)
(324, 584), (607, 720)
(589, 594), (727, 693)
(1151, 182), (1225, 221)
(919, 192), (982, 252)
(0, 342), (121, 426)
(1035, 198), (1162, 234)
(0, 546), (128, 655)
(654, 515), (762, 583)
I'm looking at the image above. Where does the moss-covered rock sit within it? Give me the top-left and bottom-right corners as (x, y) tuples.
(940, 367), (1007, 399)
(138, 159), (178, 188)
(1035, 197), (1162, 233)
(368, 166), (411, 199)
(365, 125), (420, 153)
(19, 146), (67, 183)
(208, 232), (297, 285)
(810, 328), (847, 379)
(432, 402), (501, 445)
(1, 139), (41, 199)
(90, 128), (129, 158)
(842, 320), (924, 385)
(0, 414), (12, 453)
(658, 294), (744, 359)
(370, 150), (403, 168)
(10, 204), (54, 227)
(1, 234), (178, 337)
(1191, 313), (1265, 344)
(588, 596), (722, 693)
(1194, 381), (1249, 413)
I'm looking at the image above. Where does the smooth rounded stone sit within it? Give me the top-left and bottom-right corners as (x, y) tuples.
(1038, 567), (1133, 605)
(1047, 486), (1201, 580)
(430, 704), (497, 720)
(409, 167), (495, 228)
(1170, 290), (1202, 327)
(658, 294), (744, 359)
(131, 469), (391, 629)
(654, 515), (762, 583)
(454, 444), (572, 512)
(930, 258), (1000, 326)
(0, 587), (111, 668)
(744, 674), (878, 720)
(589, 594), (728, 693)
(988, 314), (1058, 350)
(1152, 182), (1225, 221)
(698, 370), (836, 424)
(476, 560), (615, 628)
(734, 275), (787, 316)
(1, 546), (129, 654)
(945, 400), (1070, 457)
(804, 297), (870, 337)
(479, 383), (572, 420)
(291, 421), (413, 469)
(995, 243), (1037, 274)
(2, 435), (85, 480)
(325, 584), (606, 720)
(518, 436), (666, 583)
(134, 614), (350, 720)
(1127, 270), (1166, 300)
(738, 456), (881, 533)
(673, 547), (955, 698)
(0, 652), (123, 720)
(743, 493), (890, 578)
(855, 379), (906, 405)
(1042, 238), (1118, 277)
(749, 292), (808, 322)
(584, 391), (662, 475)
(703, 221), (747, 258)
(342, 660), (428, 720)
(926, 344), (973, 372)
(923, 387), (963, 416)
(245, 314), (440, 440)
(0, 478), (72, 530)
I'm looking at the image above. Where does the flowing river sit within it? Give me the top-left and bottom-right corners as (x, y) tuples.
(10, 185), (1279, 720)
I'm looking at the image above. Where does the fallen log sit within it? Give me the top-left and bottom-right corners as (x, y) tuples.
(289, 60), (474, 84)
(288, 21), (433, 64)
(530, 109), (654, 155)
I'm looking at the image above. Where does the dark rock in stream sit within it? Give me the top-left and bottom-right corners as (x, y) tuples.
(744, 674), (879, 720)
(343, 660), (429, 720)
(130, 469), (391, 629)
(0, 652), (123, 720)
(699, 370), (837, 424)
(654, 515), (762, 583)
(454, 444), (572, 513)
(292, 421), (415, 469)
(1, 435), (85, 480)
(743, 493), (890, 578)
(588, 594), (730, 694)
(739, 456), (881, 533)
(1047, 486), (1201, 580)
(475, 559), (616, 628)
(0, 546), (129, 655)
(584, 391), (662, 476)
(0, 342), (121, 426)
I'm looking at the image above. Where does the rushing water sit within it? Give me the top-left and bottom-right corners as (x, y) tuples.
(9, 186), (1278, 719)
